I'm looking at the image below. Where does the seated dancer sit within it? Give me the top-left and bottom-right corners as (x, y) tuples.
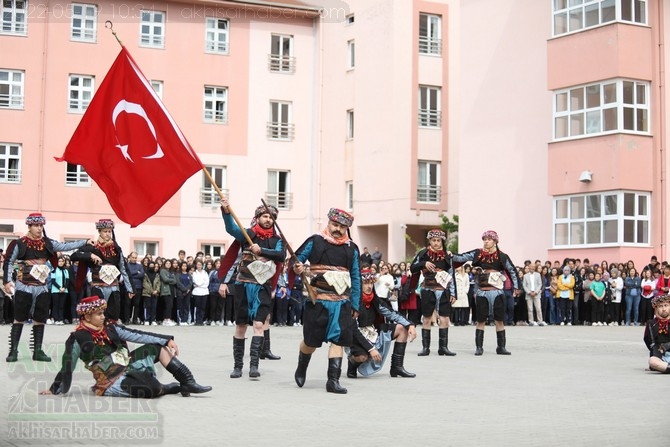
(348, 268), (417, 379)
(41, 297), (212, 398)
(643, 294), (670, 374)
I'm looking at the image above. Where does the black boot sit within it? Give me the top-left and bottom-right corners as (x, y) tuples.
(294, 351), (312, 387)
(496, 330), (511, 355)
(438, 328), (456, 356)
(6, 323), (22, 362)
(260, 329), (281, 360)
(346, 356), (360, 379)
(325, 357), (347, 394)
(475, 329), (484, 356)
(389, 342), (415, 378)
(161, 382), (181, 395)
(31, 325), (51, 362)
(249, 335), (263, 379)
(230, 337), (245, 379)
(165, 357), (212, 397)
(417, 329), (431, 356)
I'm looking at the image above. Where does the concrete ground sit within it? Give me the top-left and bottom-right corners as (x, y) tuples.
(0, 322), (663, 447)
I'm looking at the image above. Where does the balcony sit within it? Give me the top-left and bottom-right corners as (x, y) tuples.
(267, 122), (295, 141)
(418, 109), (442, 127)
(264, 191), (293, 210)
(419, 37), (441, 55)
(0, 168), (21, 183)
(200, 187), (228, 206)
(417, 185), (441, 203)
(268, 54), (296, 73)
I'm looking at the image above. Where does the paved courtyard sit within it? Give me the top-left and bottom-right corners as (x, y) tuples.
(0, 323), (662, 446)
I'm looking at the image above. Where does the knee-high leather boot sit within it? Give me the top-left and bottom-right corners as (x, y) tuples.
(294, 350), (312, 387)
(260, 328), (281, 360)
(325, 357), (347, 394)
(389, 342), (415, 378)
(230, 337), (245, 378)
(6, 323), (22, 362)
(346, 356), (361, 379)
(31, 324), (51, 362)
(249, 335), (263, 379)
(475, 328), (484, 356)
(496, 330), (511, 355)
(437, 328), (456, 356)
(417, 329), (431, 356)
(165, 357), (212, 397)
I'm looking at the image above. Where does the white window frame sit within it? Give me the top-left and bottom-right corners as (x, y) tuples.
(553, 190), (650, 247)
(419, 85), (441, 128)
(346, 181), (353, 210)
(419, 13), (441, 55)
(65, 163), (90, 186)
(417, 160), (441, 203)
(203, 86), (228, 124)
(201, 166), (227, 206)
(1, 0), (27, 35)
(0, 235), (19, 253)
(346, 109), (354, 139)
(553, 79), (649, 140)
(140, 10), (165, 48)
(201, 243), (225, 258)
(70, 3), (97, 42)
(205, 17), (229, 54)
(347, 40), (355, 69)
(134, 241), (159, 258)
(0, 69), (24, 109)
(151, 80), (163, 100)
(269, 34), (295, 73)
(267, 101), (294, 140)
(552, 0), (647, 37)
(0, 142), (21, 183)
(267, 169), (292, 210)
(68, 74), (94, 113)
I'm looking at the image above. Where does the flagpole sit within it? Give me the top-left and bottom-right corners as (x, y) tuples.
(105, 21), (124, 47)
(202, 167), (255, 247)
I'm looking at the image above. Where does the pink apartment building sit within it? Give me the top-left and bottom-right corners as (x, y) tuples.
(1, 0), (668, 267)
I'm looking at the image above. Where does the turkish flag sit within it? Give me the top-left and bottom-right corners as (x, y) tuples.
(56, 47), (203, 227)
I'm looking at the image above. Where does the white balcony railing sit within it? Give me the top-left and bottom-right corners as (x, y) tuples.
(267, 122), (295, 141)
(268, 54), (296, 73)
(265, 191), (293, 210)
(417, 185), (441, 203)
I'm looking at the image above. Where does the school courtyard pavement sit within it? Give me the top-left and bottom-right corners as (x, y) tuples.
(0, 322), (662, 447)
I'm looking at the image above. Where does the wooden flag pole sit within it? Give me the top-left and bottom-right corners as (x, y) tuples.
(105, 21), (124, 47)
(202, 167), (254, 247)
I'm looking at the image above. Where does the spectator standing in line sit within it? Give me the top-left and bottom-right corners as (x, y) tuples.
(191, 260), (210, 326)
(590, 272), (606, 326)
(208, 259), (224, 326)
(556, 265), (575, 326)
(125, 252), (145, 325)
(523, 263), (545, 326)
(49, 256), (69, 325)
(142, 262), (161, 326)
(371, 246), (383, 267)
(452, 265), (470, 326)
(274, 263), (290, 327)
(608, 268), (624, 326)
(624, 267), (642, 326)
(159, 259), (177, 327)
(175, 261), (192, 326)
(640, 268), (657, 323)
(359, 247), (372, 266)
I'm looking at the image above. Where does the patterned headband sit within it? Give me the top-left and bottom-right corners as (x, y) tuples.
(652, 294), (670, 308)
(76, 296), (107, 316)
(26, 213), (46, 226)
(95, 219), (115, 230)
(481, 230), (499, 243)
(361, 268), (375, 282)
(427, 229), (446, 240)
(255, 204), (278, 219)
(328, 208), (354, 227)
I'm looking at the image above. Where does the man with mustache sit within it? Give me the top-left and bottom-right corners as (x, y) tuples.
(643, 294), (670, 373)
(292, 208), (361, 394)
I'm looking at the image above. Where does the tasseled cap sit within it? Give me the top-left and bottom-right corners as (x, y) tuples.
(481, 230), (499, 243)
(652, 294), (670, 308)
(361, 268), (375, 282)
(26, 213), (46, 226)
(76, 296), (107, 316)
(254, 204), (278, 219)
(427, 229), (446, 240)
(95, 219), (115, 230)
(327, 208), (354, 227)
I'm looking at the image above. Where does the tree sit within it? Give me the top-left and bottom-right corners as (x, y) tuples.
(440, 214), (459, 253)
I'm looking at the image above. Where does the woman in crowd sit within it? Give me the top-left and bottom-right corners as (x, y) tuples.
(590, 271), (606, 326)
(452, 265), (470, 326)
(143, 262), (161, 326)
(624, 267), (641, 326)
(49, 256), (69, 325)
(581, 270), (594, 326)
(176, 261), (193, 326)
(548, 267), (559, 324)
(640, 268), (657, 324)
(191, 260), (209, 326)
(208, 259), (224, 326)
(159, 259), (177, 327)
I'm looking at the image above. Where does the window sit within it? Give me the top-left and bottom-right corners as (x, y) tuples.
(267, 170), (292, 210)
(346, 109), (354, 139)
(346, 181), (353, 210)
(140, 10), (165, 48)
(203, 86), (228, 124)
(68, 74), (94, 112)
(347, 40), (355, 69)
(0, 236), (18, 252)
(553, 79), (649, 139)
(205, 18), (229, 54)
(201, 166), (227, 206)
(1, 0), (27, 35)
(417, 161), (440, 203)
(71, 3), (97, 42)
(134, 241), (158, 258)
(346, 14), (355, 24)
(0, 142), (21, 183)
(553, 191), (650, 246)
(419, 85), (441, 127)
(419, 13), (441, 55)
(65, 163), (90, 186)
(151, 80), (163, 100)
(553, 0), (646, 36)
(269, 34), (294, 73)
(0, 69), (24, 109)
(201, 243), (225, 258)
(267, 101), (294, 140)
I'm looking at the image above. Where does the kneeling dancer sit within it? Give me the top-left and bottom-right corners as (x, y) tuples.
(348, 268), (416, 379)
(41, 297), (212, 398)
